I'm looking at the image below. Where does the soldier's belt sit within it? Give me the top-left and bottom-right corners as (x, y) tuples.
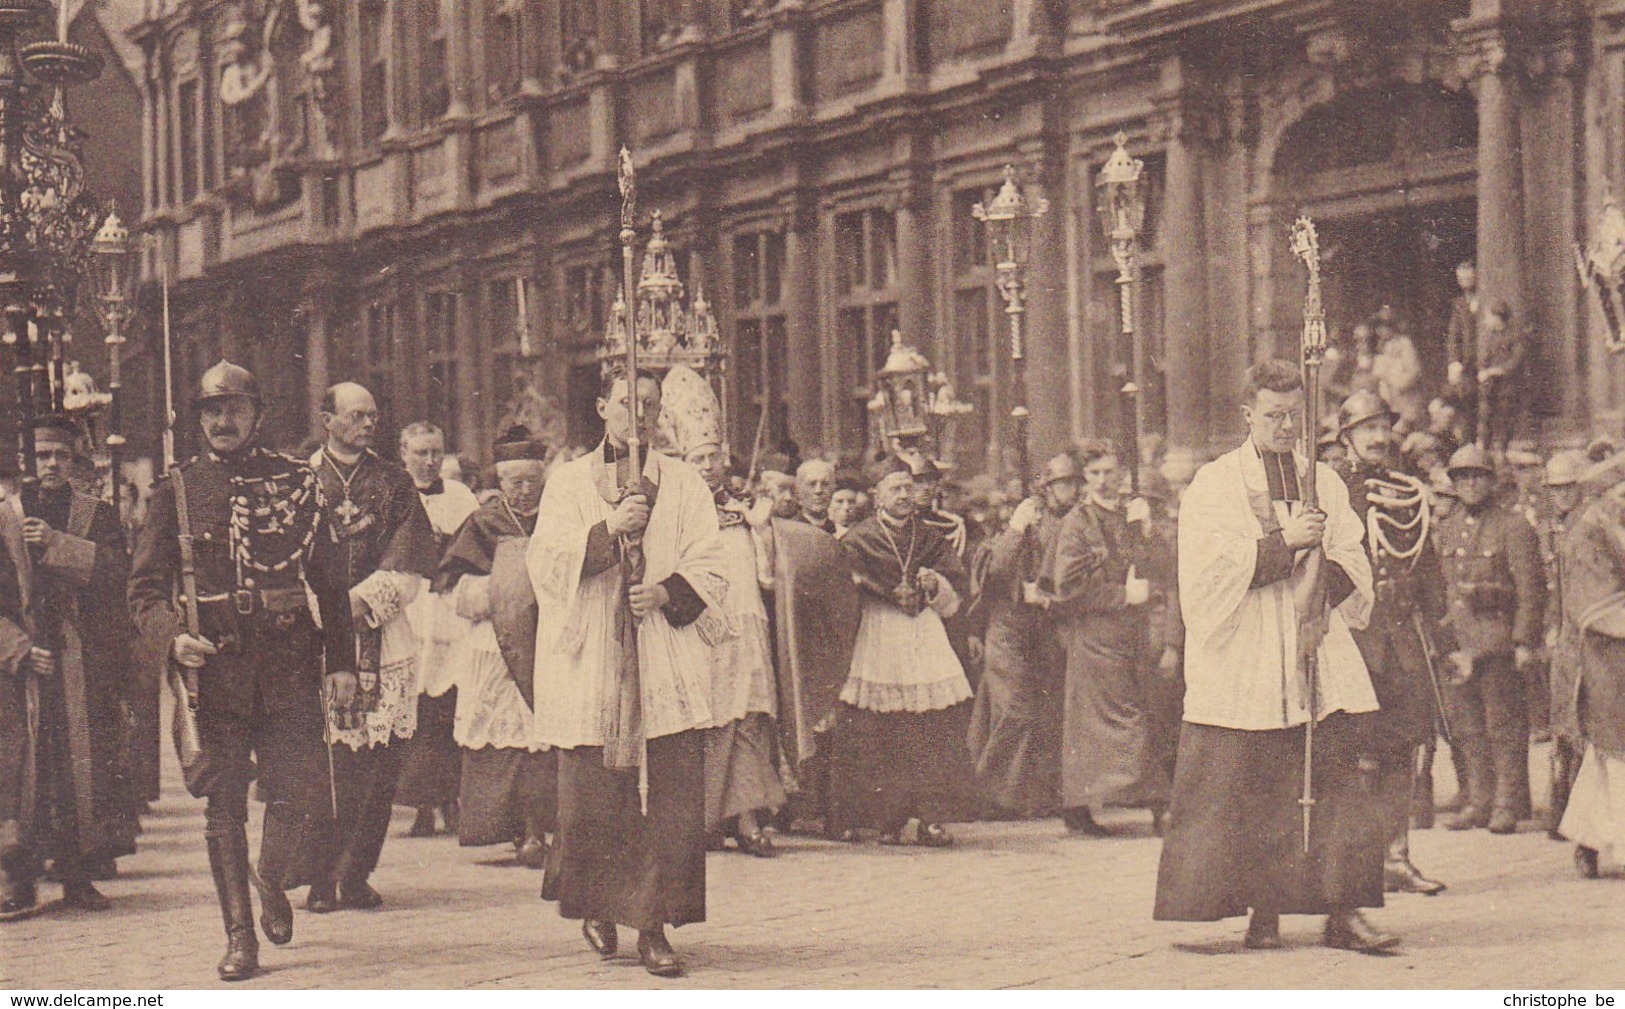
(196, 587), (309, 617)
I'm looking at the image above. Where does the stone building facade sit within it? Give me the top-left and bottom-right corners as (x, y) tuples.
(129, 0), (1621, 475)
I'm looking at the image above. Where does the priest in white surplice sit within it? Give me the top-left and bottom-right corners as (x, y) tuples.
(526, 369), (725, 979)
(1154, 360), (1395, 954)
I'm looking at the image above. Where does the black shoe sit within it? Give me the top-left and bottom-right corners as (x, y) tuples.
(1383, 860), (1446, 896)
(251, 868), (293, 945)
(84, 858), (118, 881)
(916, 823), (954, 848)
(338, 879), (383, 909)
(1243, 909), (1282, 950)
(582, 918), (618, 958)
(637, 927), (683, 978)
(304, 884), (338, 914)
(515, 837), (548, 869)
(1151, 809), (1168, 837)
(1445, 806), (1489, 831)
(408, 808), (437, 838)
(218, 929), (259, 982)
(62, 880), (110, 911)
(440, 801), (460, 836)
(1576, 845), (1601, 879)
(1323, 911), (1400, 953)
(735, 831), (777, 858)
(1062, 808), (1111, 836)
(1487, 809), (1518, 834)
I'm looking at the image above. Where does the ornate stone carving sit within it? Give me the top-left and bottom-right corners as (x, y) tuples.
(217, 0), (339, 209)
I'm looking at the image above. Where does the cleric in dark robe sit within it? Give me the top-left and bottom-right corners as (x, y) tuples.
(433, 427), (555, 866)
(830, 456), (971, 847)
(304, 382), (437, 912)
(526, 370), (725, 978)
(0, 415), (135, 915)
(1154, 360), (1395, 953)
(965, 452), (1078, 818)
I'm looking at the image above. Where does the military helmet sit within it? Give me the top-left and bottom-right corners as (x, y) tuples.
(1037, 453), (1081, 489)
(1445, 443), (1494, 477)
(1337, 389), (1396, 435)
(194, 359), (261, 408)
(1544, 450), (1586, 488)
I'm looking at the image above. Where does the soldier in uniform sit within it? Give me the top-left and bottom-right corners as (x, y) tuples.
(128, 362), (357, 980)
(1540, 450), (1588, 838)
(1435, 444), (1545, 834)
(1331, 391), (1455, 895)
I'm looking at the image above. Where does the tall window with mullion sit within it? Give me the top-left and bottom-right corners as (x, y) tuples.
(486, 277), (535, 426)
(417, 0), (450, 123)
(952, 186), (1002, 474)
(485, 1), (524, 103)
(359, 0), (392, 144)
(834, 207), (898, 457)
(730, 229), (787, 462)
(424, 291), (460, 450)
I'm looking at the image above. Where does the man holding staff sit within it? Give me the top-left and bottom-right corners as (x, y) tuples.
(1153, 359), (1394, 953)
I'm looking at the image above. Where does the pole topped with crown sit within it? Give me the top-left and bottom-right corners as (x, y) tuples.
(600, 210), (724, 379)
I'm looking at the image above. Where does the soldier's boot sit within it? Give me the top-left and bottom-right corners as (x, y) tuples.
(253, 803), (308, 945)
(1548, 739), (1579, 840)
(1438, 740), (1472, 813)
(1488, 730), (1531, 834)
(207, 828), (260, 981)
(1445, 738), (1493, 830)
(1411, 741), (1437, 829)
(1383, 832), (1445, 895)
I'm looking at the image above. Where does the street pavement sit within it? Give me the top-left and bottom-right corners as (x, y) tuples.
(3, 742), (1622, 991)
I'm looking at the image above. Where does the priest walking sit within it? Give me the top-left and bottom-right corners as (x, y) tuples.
(1154, 360), (1394, 953)
(527, 369), (725, 978)
(305, 383), (436, 913)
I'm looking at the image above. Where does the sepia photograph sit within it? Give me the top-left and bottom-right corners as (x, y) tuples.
(0, 0), (1622, 994)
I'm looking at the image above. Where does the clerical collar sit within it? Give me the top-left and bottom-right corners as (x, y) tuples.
(1088, 491), (1120, 513)
(325, 445), (365, 471)
(1252, 441), (1301, 503)
(416, 478), (445, 496)
(879, 510), (911, 530)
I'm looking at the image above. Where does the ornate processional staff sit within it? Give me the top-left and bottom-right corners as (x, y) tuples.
(614, 145), (649, 813)
(1289, 215), (1328, 855)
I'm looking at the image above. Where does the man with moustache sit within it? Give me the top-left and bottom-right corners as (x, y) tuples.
(304, 383), (436, 913)
(1154, 360), (1392, 953)
(128, 362), (356, 979)
(0, 415), (135, 917)
(527, 368), (725, 977)
(1331, 390), (1455, 896)
(966, 453), (1079, 818)
(396, 422), (480, 838)
(1436, 444), (1544, 835)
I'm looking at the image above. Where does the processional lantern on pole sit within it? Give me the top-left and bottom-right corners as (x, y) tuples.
(867, 330), (973, 469)
(0, 1), (105, 486)
(1289, 214), (1328, 855)
(1095, 132), (1147, 493)
(972, 164), (1047, 496)
(1576, 186), (1625, 355)
(87, 207), (133, 511)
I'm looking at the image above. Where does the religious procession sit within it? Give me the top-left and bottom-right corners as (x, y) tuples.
(5, 0), (1625, 995)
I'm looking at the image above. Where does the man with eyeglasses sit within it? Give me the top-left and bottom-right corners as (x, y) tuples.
(1155, 359), (1396, 954)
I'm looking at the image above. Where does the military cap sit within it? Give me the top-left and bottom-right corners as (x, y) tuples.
(194, 359), (261, 407)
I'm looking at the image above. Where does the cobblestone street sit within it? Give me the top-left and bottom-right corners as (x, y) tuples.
(3, 744), (1622, 991)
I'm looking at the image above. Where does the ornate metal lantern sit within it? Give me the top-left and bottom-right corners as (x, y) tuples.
(973, 164), (1047, 493)
(89, 207), (134, 508)
(867, 330), (973, 466)
(1577, 188), (1625, 355)
(0, 1), (105, 483)
(1093, 132), (1148, 492)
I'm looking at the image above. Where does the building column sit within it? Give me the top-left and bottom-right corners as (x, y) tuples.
(1468, 32), (1524, 342)
(891, 174), (932, 361)
(1154, 74), (1212, 479)
(445, 0), (474, 119)
(768, 3), (805, 118)
(302, 275), (337, 440)
(782, 212), (820, 460)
